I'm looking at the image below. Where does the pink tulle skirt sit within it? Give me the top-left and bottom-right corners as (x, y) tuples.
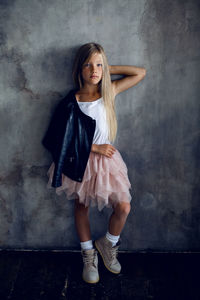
(46, 149), (132, 211)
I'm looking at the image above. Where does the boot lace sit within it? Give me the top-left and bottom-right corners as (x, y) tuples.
(82, 250), (97, 267)
(109, 246), (119, 262)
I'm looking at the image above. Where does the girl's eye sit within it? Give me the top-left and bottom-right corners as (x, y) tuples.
(83, 63), (102, 68)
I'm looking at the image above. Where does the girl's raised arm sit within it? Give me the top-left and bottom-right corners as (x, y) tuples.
(109, 65), (146, 96)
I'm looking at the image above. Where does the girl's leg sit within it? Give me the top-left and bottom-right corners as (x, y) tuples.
(95, 202), (131, 274)
(74, 199), (99, 284)
(108, 202), (131, 236)
(74, 198), (91, 242)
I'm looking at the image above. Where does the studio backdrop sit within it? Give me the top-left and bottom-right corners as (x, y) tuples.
(0, 0), (199, 251)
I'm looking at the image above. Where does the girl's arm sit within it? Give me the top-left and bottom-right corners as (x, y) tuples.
(109, 65), (146, 96)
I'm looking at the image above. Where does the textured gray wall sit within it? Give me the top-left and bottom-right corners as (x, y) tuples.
(0, 0), (199, 251)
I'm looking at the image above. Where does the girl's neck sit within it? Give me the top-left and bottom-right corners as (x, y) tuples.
(80, 84), (100, 97)
(76, 85), (101, 102)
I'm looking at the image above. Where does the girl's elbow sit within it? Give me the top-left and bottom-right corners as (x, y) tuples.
(138, 68), (146, 80)
(142, 68), (146, 77)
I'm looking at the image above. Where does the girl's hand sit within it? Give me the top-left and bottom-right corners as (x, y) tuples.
(91, 144), (116, 158)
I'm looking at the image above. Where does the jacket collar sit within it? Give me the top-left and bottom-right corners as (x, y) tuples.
(66, 88), (96, 122)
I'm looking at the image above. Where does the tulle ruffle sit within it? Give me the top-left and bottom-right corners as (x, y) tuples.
(46, 149), (132, 211)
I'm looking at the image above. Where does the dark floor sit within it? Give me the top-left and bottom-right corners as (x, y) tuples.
(0, 250), (199, 300)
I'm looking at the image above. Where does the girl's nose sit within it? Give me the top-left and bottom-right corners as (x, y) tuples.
(91, 65), (97, 73)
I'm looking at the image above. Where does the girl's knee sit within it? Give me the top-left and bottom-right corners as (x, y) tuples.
(114, 202), (131, 217)
(74, 198), (89, 215)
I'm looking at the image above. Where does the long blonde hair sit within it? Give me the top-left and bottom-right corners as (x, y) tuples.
(72, 42), (117, 142)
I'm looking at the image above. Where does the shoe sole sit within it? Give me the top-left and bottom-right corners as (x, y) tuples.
(95, 241), (121, 274)
(82, 276), (100, 284)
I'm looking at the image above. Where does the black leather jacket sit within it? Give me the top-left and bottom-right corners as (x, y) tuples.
(42, 89), (96, 187)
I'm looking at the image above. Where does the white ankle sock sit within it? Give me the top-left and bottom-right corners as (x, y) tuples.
(80, 240), (93, 250)
(106, 231), (120, 247)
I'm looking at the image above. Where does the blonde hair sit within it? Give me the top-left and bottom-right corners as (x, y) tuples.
(72, 42), (117, 142)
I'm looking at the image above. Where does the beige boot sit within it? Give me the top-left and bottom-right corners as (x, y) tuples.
(95, 236), (121, 274)
(81, 248), (99, 283)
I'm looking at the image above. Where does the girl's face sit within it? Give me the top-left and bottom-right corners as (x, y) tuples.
(81, 52), (103, 86)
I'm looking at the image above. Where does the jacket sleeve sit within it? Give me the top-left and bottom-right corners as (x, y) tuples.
(41, 97), (68, 161)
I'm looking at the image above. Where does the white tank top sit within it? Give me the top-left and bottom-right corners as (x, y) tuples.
(76, 97), (111, 145)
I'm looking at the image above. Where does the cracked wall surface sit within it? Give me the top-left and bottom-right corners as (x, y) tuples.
(0, 0), (199, 251)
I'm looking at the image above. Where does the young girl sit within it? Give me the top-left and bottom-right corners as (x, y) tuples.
(42, 42), (146, 284)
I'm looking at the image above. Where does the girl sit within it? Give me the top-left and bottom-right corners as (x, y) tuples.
(43, 42), (146, 284)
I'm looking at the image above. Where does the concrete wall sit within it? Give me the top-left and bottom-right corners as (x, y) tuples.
(0, 0), (199, 251)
